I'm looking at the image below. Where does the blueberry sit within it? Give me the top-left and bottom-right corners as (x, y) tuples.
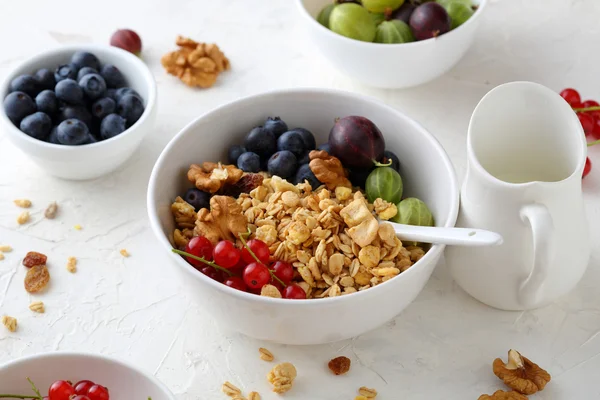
(20, 112), (52, 140)
(228, 145), (246, 165)
(35, 90), (58, 117)
(292, 127), (316, 151)
(349, 167), (373, 189)
(114, 87), (141, 102)
(55, 79), (84, 105)
(105, 88), (117, 101)
(34, 68), (55, 90)
(183, 188), (211, 211)
(10, 75), (39, 97)
(48, 126), (60, 144)
(91, 97), (116, 120)
(79, 74), (106, 100)
(263, 116), (288, 138)
(57, 105), (92, 128)
(70, 51), (100, 70)
(100, 113), (127, 140)
(277, 130), (306, 157)
(298, 152), (310, 165)
(54, 64), (79, 82)
(77, 67), (98, 81)
(237, 152), (261, 173)
(317, 143), (332, 153)
(244, 126), (276, 158)
(117, 94), (144, 126)
(57, 119), (89, 145)
(3, 91), (36, 125)
(294, 164), (321, 189)
(381, 150), (401, 172)
(267, 150), (298, 179)
(82, 133), (98, 144)
(100, 64), (127, 88)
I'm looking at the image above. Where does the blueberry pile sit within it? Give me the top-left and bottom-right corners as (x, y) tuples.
(3, 51), (145, 146)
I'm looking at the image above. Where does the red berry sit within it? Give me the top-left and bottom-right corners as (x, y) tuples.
(200, 266), (224, 282)
(582, 100), (600, 119)
(583, 157), (592, 178)
(87, 385), (109, 400)
(560, 88), (581, 105)
(224, 276), (248, 291)
(185, 236), (213, 267)
(578, 113), (595, 136)
(213, 240), (241, 268)
(271, 261), (294, 285)
(48, 380), (75, 400)
(241, 239), (271, 264)
(243, 262), (271, 289)
(72, 396), (91, 400)
(269, 278), (285, 292)
(74, 381), (95, 396)
(110, 29), (142, 55)
(283, 284), (307, 299)
(592, 119), (600, 140)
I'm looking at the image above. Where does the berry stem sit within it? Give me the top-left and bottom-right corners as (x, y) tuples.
(588, 139), (600, 147)
(373, 159), (392, 168)
(0, 395), (37, 399)
(573, 106), (600, 112)
(27, 378), (42, 400)
(238, 232), (287, 287)
(172, 249), (233, 276)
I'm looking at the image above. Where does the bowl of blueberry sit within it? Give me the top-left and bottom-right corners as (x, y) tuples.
(0, 44), (157, 180)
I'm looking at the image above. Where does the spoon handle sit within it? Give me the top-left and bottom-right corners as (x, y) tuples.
(386, 222), (503, 246)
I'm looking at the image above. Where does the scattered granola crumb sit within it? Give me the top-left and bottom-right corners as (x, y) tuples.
(13, 199), (31, 208)
(267, 362), (297, 394)
(328, 356), (351, 375)
(259, 347), (274, 362)
(358, 387), (377, 398)
(66, 256), (77, 273)
(16, 211), (30, 225)
(29, 301), (45, 313)
(120, 249), (130, 257)
(24, 265), (50, 293)
(23, 251), (47, 268)
(0, 245), (12, 252)
(74, 224), (82, 230)
(2, 315), (17, 332)
(355, 397), (369, 400)
(44, 202), (58, 219)
(247, 392), (261, 400)
(221, 381), (242, 397)
(0, 253), (4, 261)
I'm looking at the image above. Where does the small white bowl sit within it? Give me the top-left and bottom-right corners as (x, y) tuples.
(296, 0), (487, 89)
(0, 44), (157, 180)
(147, 88), (459, 345)
(0, 352), (175, 400)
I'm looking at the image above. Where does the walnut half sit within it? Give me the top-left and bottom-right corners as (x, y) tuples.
(308, 150), (351, 190)
(194, 196), (248, 244)
(478, 390), (529, 400)
(493, 349), (551, 395)
(187, 162), (243, 194)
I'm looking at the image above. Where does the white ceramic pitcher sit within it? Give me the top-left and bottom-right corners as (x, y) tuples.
(445, 81), (591, 311)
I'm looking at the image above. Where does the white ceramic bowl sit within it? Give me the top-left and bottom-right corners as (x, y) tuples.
(0, 352), (175, 400)
(148, 88), (459, 345)
(296, 0), (487, 89)
(0, 44), (157, 180)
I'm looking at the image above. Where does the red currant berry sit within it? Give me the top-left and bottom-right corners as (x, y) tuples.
(592, 119), (600, 140)
(271, 261), (294, 285)
(241, 239), (270, 264)
(243, 262), (271, 289)
(560, 88), (581, 105)
(578, 113), (595, 136)
(185, 236), (213, 267)
(87, 385), (109, 400)
(583, 157), (592, 178)
(213, 240), (241, 268)
(269, 277), (285, 292)
(224, 276), (248, 291)
(71, 396), (91, 400)
(74, 381), (95, 396)
(282, 284), (307, 299)
(48, 380), (75, 400)
(200, 266), (225, 282)
(582, 100), (600, 119)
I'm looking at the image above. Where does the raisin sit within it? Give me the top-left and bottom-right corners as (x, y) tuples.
(328, 356), (351, 375)
(220, 173), (264, 197)
(24, 265), (50, 293)
(22, 251), (47, 268)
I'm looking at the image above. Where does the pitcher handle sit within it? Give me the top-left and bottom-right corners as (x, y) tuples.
(518, 204), (554, 309)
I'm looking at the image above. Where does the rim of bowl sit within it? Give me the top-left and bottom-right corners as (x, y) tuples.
(0, 351), (175, 399)
(148, 87), (459, 307)
(295, 0), (488, 49)
(0, 44), (157, 152)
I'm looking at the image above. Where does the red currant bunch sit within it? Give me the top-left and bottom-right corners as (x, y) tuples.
(46, 379), (109, 400)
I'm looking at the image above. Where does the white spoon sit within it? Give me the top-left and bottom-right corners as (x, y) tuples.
(385, 221), (503, 246)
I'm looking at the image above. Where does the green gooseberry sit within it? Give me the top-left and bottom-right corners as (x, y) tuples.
(362, 0), (405, 14)
(446, 1), (474, 29)
(317, 3), (336, 28)
(370, 12), (386, 26)
(375, 20), (415, 44)
(329, 3), (377, 42)
(436, 0), (473, 8)
(391, 197), (434, 227)
(365, 166), (403, 204)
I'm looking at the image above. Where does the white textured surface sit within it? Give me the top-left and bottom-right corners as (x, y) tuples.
(1, 0), (599, 398)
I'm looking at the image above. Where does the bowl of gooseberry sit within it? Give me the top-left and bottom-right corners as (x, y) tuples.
(0, 352), (175, 400)
(147, 88), (459, 345)
(295, 0), (488, 89)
